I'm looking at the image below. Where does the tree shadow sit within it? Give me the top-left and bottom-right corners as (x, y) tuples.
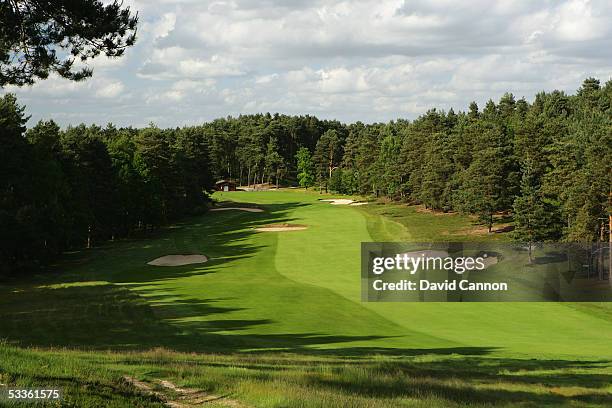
(309, 369), (612, 406)
(3, 198), (612, 406)
(31, 201), (311, 286)
(0, 282), (448, 355)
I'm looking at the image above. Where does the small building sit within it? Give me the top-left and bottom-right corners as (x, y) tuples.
(215, 179), (237, 192)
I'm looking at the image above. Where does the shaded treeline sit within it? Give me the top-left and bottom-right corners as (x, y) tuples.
(1, 96), (214, 275)
(1, 78), (610, 275)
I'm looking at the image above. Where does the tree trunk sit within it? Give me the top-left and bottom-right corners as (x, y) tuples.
(528, 242), (533, 263)
(599, 222), (605, 280)
(608, 212), (611, 285)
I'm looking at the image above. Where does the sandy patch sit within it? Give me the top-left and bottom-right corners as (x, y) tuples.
(255, 223), (308, 232)
(414, 205), (455, 216)
(350, 202), (369, 206)
(123, 376), (249, 408)
(148, 255), (208, 266)
(320, 199), (354, 205)
(481, 254), (499, 268)
(210, 207), (263, 213)
(400, 250), (450, 259)
(450, 224), (513, 236)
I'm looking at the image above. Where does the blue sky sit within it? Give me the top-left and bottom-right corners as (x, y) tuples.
(4, 0), (612, 128)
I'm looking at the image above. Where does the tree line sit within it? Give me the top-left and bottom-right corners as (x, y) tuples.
(1, 77), (611, 276)
(1, 95), (213, 275)
(204, 78), (610, 245)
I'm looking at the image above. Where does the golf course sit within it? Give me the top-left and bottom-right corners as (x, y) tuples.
(1, 189), (611, 407)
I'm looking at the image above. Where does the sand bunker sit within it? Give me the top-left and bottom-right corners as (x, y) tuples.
(481, 254), (499, 268)
(147, 254), (208, 266)
(255, 223), (308, 232)
(400, 250), (450, 259)
(320, 199), (354, 205)
(320, 198), (368, 206)
(210, 207), (263, 213)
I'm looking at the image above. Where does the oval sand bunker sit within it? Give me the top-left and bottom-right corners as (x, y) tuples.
(147, 254), (208, 266)
(320, 199), (354, 205)
(255, 223), (308, 232)
(210, 207), (263, 213)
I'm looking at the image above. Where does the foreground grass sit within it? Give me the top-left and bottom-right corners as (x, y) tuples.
(1, 189), (611, 406)
(2, 344), (611, 407)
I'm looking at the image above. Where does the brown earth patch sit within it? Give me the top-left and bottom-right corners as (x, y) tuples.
(443, 224), (513, 236)
(123, 376), (249, 408)
(414, 205), (456, 216)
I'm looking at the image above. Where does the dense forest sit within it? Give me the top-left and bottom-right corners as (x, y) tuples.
(1, 77), (611, 275)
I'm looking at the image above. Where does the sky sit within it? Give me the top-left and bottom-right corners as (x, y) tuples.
(4, 0), (612, 128)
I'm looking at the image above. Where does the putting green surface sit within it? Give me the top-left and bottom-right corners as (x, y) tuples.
(3, 189), (610, 360)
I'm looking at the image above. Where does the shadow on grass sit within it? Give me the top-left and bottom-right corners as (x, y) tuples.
(0, 280), (489, 357)
(172, 354), (612, 406)
(0, 200), (405, 355)
(27, 201), (310, 285)
(298, 354), (612, 406)
(310, 370), (612, 406)
(3, 199), (611, 406)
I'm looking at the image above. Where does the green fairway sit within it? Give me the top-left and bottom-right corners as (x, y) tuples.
(1, 189), (611, 407)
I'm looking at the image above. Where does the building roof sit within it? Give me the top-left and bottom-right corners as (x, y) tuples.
(215, 179), (237, 185)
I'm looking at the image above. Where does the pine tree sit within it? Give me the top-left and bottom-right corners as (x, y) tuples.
(513, 161), (561, 261)
(295, 147), (315, 189)
(0, 0), (138, 86)
(265, 137), (284, 186)
(313, 129), (341, 192)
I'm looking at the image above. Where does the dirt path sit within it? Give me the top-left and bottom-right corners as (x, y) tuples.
(123, 376), (249, 408)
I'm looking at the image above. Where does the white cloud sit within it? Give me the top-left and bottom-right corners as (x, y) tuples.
(96, 81), (125, 98)
(4, 0), (612, 127)
(553, 0), (606, 41)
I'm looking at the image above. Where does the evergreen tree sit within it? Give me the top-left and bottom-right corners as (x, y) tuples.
(0, 0), (138, 86)
(313, 129), (341, 192)
(295, 147), (315, 189)
(513, 161), (561, 260)
(264, 137), (284, 186)
(0, 94), (31, 273)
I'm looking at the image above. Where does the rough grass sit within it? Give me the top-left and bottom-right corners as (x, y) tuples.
(0, 189), (611, 407)
(2, 345), (611, 407)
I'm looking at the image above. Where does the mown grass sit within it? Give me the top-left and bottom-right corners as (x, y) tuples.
(1, 189), (611, 407)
